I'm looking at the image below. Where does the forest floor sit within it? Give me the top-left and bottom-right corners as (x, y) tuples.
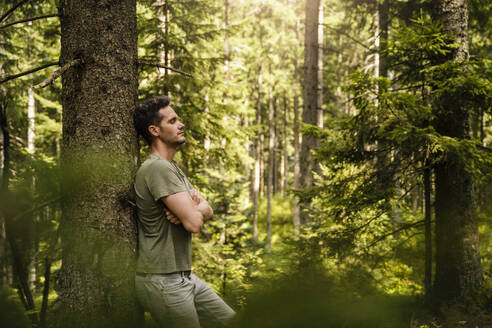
(412, 288), (492, 328)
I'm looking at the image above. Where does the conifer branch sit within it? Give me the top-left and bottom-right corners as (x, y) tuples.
(138, 59), (193, 78)
(478, 145), (492, 153)
(0, 0), (30, 24)
(34, 59), (82, 89)
(366, 219), (425, 248)
(0, 62), (59, 85)
(13, 196), (62, 221)
(322, 23), (370, 50)
(0, 14), (59, 29)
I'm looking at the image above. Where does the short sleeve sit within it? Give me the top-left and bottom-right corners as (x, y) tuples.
(146, 160), (188, 201)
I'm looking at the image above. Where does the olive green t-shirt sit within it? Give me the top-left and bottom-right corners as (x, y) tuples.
(134, 154), (194, 274)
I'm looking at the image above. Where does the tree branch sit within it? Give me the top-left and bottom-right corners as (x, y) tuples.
(366, 219), (425, 248)
(0, 0), (30, 24)
(0, 62), (59, 85)
(0, 14), (59, 29)
(137, 59), (193, 78)
(34, 59), (82, 89)
(322, 23), (371, 50)
(12, 196), (62, 221)
(478, 145), (492, 153)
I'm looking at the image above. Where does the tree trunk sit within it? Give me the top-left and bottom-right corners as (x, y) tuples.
(0, 102), (7, 286)
(0, 216), (5, 286)
(300, 0), (323, 224)
(0, 100), (38, 322)
(252, 66), (262, 243)
(27, 86), (35, 154)
(378, 0), (389, 80)
(58, 1), (139, 327)
(39, 256), (51, 328)
(431, 0), (482, 303)
(27, 85), (37, 294)
(424, 163), (432, 301)
(266, 87), (274, 252)
(273, 97), (278, 195)
(293, 18), (301, 235)
(156, 0), (170, 95)
(281, 94), (288, 197)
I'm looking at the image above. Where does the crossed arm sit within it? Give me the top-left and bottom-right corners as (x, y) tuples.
(161, 189), (213, 233)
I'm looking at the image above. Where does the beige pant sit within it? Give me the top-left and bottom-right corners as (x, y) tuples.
(135, 272), (235, 328)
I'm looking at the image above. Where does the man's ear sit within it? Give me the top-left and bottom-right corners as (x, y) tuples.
(148, 125), (160, 137)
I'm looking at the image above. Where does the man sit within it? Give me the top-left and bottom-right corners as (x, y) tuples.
(132, 96), (235, 328)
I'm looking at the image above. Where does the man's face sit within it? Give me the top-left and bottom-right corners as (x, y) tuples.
(151, 106), (185, 147)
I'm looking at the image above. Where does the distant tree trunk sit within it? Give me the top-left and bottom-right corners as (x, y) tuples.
(293, 18), (301, 235)
(300, 0), (323, 224)
(281, 94), (288, 197)
(266, 87), (274, 252)
(259, 113), (265, 200)
(273, 97), (278, 195)
(252, 65), (262, 243)
(156, 0), (170, 95)
(39, 256), (51, 328)
(258, 24), (266, 200)
(223, 0), (230, 94)
(58, 1), (139, 327)
(335, 35), (343, 111)
(424, 158), (432, 301)
(204, 92), (211, 153)
(374, 0), (392, 192)
(27, 86), (35, 154)
(431, 0), (482, 303)
(378, 0), (389, 80)
(26, 85), (37, 294)
(0, 101), (38, 324)
(0, 216), (5, 286)
(0, 101), (7, 286)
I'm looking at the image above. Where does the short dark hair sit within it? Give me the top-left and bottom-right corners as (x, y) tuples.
(133, 96), (171, 145)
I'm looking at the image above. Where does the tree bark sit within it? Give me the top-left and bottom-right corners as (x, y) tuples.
(27, 85), (37, 294)
(431, 0), (482, 303)
(58, 1), (139, 327)
(40, 256), (51, 328)
(281, 94), (288, 197)
(0, 101), (8, 286)
(424, 164), (432, 301)
(300, 0), (323, 224)
(378, 0), (389, 80)
(252, 66), (262, 243)
(293, 18), (301, 235)
(156, 0), (170, 95)
(266, 87), (274, 252)
(273, 97), (278, 195)
(27, 86), (35, 154)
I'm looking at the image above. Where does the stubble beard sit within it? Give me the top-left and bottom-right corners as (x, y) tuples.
(169, 137), (185, 147)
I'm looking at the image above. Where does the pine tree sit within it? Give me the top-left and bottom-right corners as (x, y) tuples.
(57, 1), (140, 327)
(300, 0), (323, 224)
(430, 0), (483, 303)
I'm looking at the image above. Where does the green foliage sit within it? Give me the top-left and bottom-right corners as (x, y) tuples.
(231, 265), (417, 328)
(295, 15), (492, 307)
(0, 287), (31, 328)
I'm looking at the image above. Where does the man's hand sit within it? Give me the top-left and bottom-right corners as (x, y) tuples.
(191, 189), (201, 205)
(190, 189), (213, 222)
(164, 207), (181, 225)
(160, 188), (213, 233)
